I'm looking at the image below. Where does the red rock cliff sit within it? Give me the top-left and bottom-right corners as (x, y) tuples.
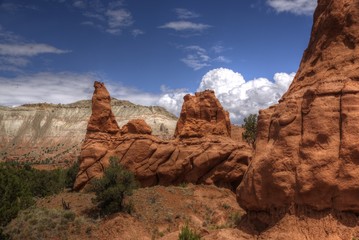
(237, 0), (359, 212)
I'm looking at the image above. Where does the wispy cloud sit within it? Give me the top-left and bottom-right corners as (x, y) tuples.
(73, 0), (86, 9)
(181, 45), (210, 70)
(174, 8), (200, 19)
(159, 21), (210, 31)
(0, 26), (71, 72)
(0, 2), (39, 12)
(179, 45), (231, 70)
(106, 9), (133, 34)
(211, 42), (231, 54)
(267, 0), (317, 15)
(213, 56), (231, 63)
(132, 29), (144, 37)
(0, 43), (70, 57)
(63, 0), (135, 36)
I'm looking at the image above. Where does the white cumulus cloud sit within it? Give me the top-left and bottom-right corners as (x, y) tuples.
(267, 0), (317, 15)
(158, 68), (295, 123)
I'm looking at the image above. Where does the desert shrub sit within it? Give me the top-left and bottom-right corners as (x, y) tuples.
(27, 168), (66, 197)
(65, 160), (80, 189)
(90, 157), (138, 215)
(228, 212), (242, 227)
(3, 207), (94, 240)
(242, 114), (258, 148)
(0, 163), (67, 233)
(0, 164), (34, 238)
(178, 223), (201, 240)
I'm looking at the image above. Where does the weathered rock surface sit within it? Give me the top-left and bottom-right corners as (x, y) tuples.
(74, 84), (251, 191)
(0, 92), (177, 166)
(175, 90), (231, 138)
(238, 0), (359, 213)
(87, 81), (120, 134)
(121, 119), (152, 135)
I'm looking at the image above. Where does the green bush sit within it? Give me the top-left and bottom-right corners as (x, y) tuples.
(90, 157), (138, 215)
(242, 114), (258, 148)
(0, 163), (67, 232)
(65, 160), (79, 189)
(178, 223), (201, 240)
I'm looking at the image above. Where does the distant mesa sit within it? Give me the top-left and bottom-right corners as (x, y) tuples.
(74, 81), (251, 191)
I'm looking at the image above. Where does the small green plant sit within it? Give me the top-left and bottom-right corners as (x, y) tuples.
(242, 114), (258, 148)
(178, 223), (201, 240)
(65, 160), (80, 189)
(90, 156), (138, 215)
(228, 212), (242, 227)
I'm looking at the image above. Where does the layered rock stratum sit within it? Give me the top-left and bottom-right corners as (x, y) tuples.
(74, 82), (251, 191)
(238, 0), (359, 213)
(0, 94), (177, 166)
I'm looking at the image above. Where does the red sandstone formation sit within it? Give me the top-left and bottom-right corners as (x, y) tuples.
(121, 119), (152, 135)
(87, 81), (120, 134)
(74, 84), (251, 191)
(237, 0), (359, 213)
(175, 90), (231, 138)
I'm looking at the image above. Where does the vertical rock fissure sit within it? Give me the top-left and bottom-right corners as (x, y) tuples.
(268, 120), (273, 142)
(339, 91), (343, 156)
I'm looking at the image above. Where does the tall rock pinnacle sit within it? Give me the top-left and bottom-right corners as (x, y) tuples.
(87, 81), (120, 134)
(237, 0), (359, 213)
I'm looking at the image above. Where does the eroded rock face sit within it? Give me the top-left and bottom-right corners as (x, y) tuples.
(121, 119), (152, 135)
(74, 85), (251, 191)
(87, 81), (120, 134)
(175, 90), (231, 138)
(237, 0), (359, 212)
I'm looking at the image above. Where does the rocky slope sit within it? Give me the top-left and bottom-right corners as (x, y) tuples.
(237, 0), (359, 224)
(74, 82), (251, 191)
(0, 97), (177, 166)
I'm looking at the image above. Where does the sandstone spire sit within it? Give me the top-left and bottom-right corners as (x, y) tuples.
(237, 0), (359, 212)
(87, 81), (120, 134)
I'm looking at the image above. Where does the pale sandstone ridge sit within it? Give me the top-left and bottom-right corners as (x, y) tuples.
(175, 90), (231, 138)
(238, 0), (359, 213)
(74, 84), (251, 191)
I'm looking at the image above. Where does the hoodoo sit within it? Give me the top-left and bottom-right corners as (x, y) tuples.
(175, 90), (231, 138)
(237, 0), (359, 212)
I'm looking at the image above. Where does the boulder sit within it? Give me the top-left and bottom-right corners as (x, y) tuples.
(121, 119), (152, 135)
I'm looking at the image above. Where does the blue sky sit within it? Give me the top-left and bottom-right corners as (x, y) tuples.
(0, 0), (316, 122)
